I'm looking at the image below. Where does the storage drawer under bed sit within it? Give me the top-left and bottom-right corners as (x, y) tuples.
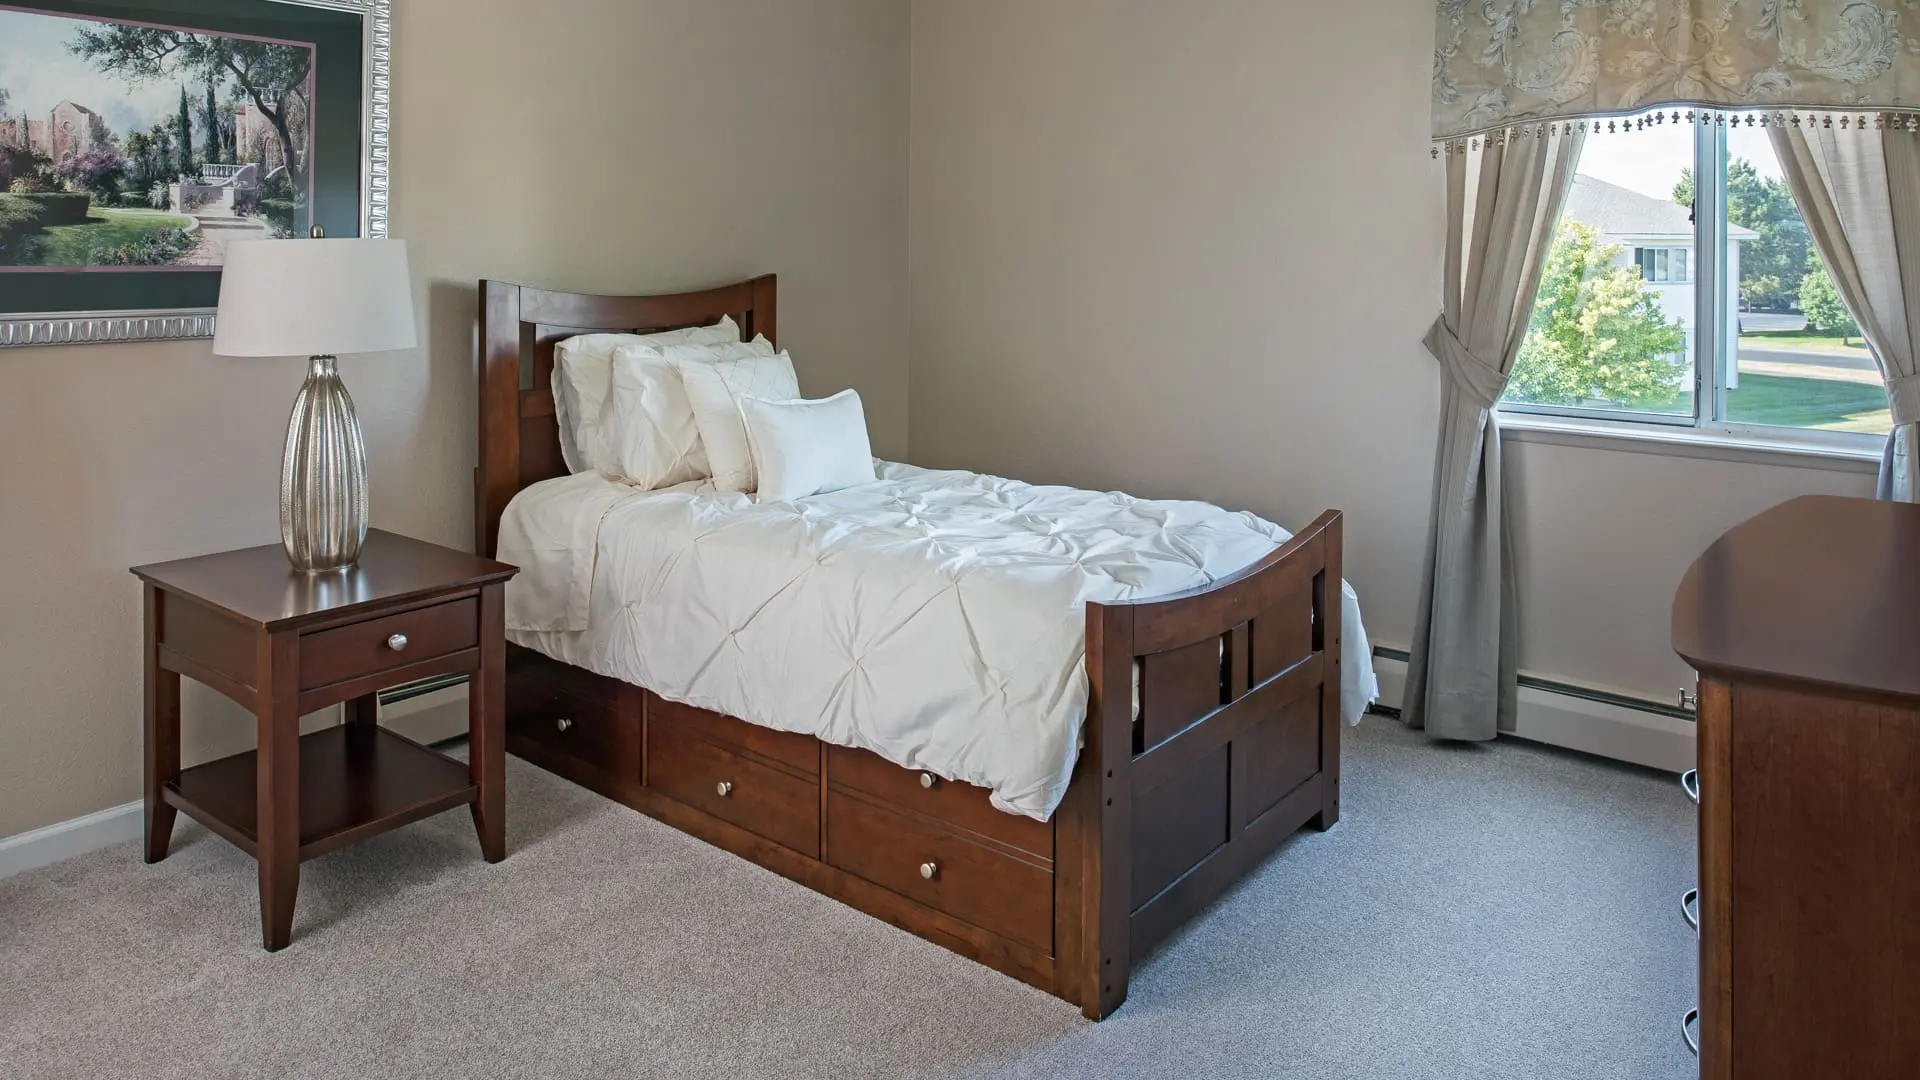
(647, 721), (821, 858)
(824, 745), (1051, 861)
(824, 789), (1054, 954)
(505, 654), (639, 786)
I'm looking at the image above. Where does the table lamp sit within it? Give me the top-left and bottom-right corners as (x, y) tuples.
(213, 236), (416, 572)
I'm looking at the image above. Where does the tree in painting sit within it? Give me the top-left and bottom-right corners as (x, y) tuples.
(0, 6), (313, 269)
(68, 24), (310, 193)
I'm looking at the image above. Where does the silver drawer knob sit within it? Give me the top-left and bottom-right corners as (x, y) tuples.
(716, 781), (733, 797)
(919, 861), (938, 880)
(386, 633), (408, 651)
(919, 772), (938, 790)
(556, 717), (572, 732)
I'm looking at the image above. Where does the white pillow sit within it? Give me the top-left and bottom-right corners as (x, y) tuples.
(739, 390), (877, 502)
(674, 350), (801, 492)
(552, 315), (740, 474)
(604, 337), (775, 489)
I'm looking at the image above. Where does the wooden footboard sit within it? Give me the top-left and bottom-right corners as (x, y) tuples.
(477, 277), (1343, 1020)
(1064, 510), (1342, 1018)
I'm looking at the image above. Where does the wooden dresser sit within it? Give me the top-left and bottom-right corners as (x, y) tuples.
(1672, 495), (1920, 1079)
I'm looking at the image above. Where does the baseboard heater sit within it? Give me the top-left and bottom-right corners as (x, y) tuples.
(1367, 646), (1697, 773)
(388, 656), (1701, 774)
(380, 672), (468, 708)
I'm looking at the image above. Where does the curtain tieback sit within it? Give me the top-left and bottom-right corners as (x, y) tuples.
(1423, 318), (1508, 412)
(1888, 372), (1920, 428)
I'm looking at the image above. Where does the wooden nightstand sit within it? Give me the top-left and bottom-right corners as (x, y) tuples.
(130, 530), (519, 950)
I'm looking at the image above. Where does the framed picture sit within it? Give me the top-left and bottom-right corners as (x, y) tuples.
(0, 0), (390, 347)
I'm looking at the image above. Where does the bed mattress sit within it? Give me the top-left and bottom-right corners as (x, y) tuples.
(499, 462), (1376, 819)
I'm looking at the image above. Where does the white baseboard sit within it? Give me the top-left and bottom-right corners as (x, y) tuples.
(0, 684), (474, 883)
(1371, 653), (1696, 774)
(0, 800), (143, 881)
(6, 662), (1691, 880)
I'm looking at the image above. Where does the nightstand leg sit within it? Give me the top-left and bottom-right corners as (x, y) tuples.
(142, 586), (179, 864)
(344, 693), (379, 727)
(257, 631), (301, 951)
(469, 583), (506, 862)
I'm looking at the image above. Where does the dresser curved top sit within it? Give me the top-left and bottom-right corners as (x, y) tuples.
(1672, 494), (1920, 702)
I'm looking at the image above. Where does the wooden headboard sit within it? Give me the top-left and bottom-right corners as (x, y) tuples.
(475, 276), (778, 556)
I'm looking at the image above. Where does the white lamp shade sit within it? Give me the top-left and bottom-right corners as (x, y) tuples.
(212, 238), (417, 357)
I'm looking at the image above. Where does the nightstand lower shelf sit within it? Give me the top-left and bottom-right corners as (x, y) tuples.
(164, 725), (478, 862)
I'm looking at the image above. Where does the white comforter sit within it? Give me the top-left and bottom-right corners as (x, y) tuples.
(500, 462), (1377, 820)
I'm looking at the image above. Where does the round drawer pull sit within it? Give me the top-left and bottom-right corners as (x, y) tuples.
(556, 717), (572, 733)
(1680, 770), (1700, 805)
(919, 772), (938, 790)
(1682, 888), (1699, 933)
(1682, 1008), (1700, 1056)
(716, 781), (733, 798)
(919, 861), (938, 880)
(386, 633), (409, 651)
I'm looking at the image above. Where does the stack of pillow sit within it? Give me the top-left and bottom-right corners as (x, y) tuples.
(552, 316), (876, 502)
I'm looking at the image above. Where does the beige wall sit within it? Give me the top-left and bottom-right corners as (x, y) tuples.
(908, 0), (1878, 706)
(0, 0), (909, 837)
(1508, 440), (1874, 699)
(2, 0), (1884, 840)
(909, 0), (1442, 651)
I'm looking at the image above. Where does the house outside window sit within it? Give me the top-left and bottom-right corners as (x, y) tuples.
(1501, 110), (1890, 442)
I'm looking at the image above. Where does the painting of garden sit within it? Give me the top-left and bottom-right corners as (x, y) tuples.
(0, 5), (313, 269)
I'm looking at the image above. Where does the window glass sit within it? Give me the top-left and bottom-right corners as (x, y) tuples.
(1501, 110), (1892, 436)
(1722, 115), (1891, 435)
(1505, 113), (1696, 419)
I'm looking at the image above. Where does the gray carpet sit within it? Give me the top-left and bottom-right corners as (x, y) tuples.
(0, 717), (1697, 1080)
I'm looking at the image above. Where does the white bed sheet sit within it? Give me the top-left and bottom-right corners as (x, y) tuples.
(500, 463), (1378, 820)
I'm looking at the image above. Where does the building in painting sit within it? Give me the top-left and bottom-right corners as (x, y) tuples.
(233, 99), (306, 177)
(48, 101), (104, 162)
(0, 116), (50, 158)
(0, 101), (104, 162)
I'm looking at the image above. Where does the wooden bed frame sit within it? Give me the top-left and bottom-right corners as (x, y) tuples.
(476, 276), (1344, 1019)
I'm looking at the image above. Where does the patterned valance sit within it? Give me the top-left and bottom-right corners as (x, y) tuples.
(1434, 1), (1920, 139)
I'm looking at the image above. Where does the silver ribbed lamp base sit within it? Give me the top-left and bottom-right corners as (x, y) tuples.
(281, 355), (368, 573)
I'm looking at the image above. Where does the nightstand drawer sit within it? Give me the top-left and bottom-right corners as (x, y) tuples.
(301, 598), (478, 690)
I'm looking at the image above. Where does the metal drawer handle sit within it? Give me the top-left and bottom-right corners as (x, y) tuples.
(1682, 1009), (1700, 1056)
(1681, 769), (1699, 805)
(556, 717), (572, 733)
(919, 772), (938, 790)
(387, 633), (409, 651)
(1682, 888), (1699, 933)
(919, 861), (938, 880)
(716, 781), (733, 798)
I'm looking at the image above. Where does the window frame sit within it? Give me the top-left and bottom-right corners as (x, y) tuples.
(1496, 114), (1887, 456)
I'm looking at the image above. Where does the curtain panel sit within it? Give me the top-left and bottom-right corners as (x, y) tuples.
(1771, 123), (1920, 500)
(1407, 126), (1586, 741)
(1434, 1), (1920, 140)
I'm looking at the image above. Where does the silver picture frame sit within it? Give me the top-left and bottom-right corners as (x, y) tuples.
(0, 0), (393, 349)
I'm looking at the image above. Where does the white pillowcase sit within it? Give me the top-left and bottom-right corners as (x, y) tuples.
(552, 316), (740, 475)
(674, 349), (801, 493)
(738, 390), (877, 502)
(604, 337), (775, 489)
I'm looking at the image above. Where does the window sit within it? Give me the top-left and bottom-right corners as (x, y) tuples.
(1501, 110), (1891, 440)
(1635, 247), (1689, 283)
